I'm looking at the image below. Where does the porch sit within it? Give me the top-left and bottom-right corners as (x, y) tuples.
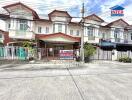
(36, 32), (81, 60)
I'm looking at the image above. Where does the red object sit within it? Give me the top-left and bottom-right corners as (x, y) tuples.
(36, 32), (81, 42)
(111, 10), (123, 14)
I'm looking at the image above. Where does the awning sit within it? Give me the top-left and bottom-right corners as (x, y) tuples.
(36, 32), (81, 43)
(116, 43), (132, 51)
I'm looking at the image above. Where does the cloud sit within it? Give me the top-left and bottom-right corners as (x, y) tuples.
(0, 0), (132, 24)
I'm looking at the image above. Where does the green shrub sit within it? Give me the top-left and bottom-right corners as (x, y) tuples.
(118, 57), (132, 63)
(84, 42), (96, 63)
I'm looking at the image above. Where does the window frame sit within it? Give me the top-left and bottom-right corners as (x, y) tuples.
(46, 27), (49, 33)
(19, 19), (28, 31)
(70, 30), (73, 35)
(38, 26), (42, 33)
(76, 30), (80, 36)
(58, 23), (62, 32)
(87, 26), (95, 40)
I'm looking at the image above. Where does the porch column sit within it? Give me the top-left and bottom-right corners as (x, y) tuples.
(45, 42), (48, 59)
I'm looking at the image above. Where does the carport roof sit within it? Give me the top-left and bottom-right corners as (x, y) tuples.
(36, 32), (81, 43)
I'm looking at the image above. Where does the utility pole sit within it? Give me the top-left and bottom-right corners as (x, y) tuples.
(80, 2), (85, 62)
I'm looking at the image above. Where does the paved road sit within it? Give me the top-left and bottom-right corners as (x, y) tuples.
(0, 61), (132, 100)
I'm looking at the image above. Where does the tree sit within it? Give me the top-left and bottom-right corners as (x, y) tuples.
(22, 41), (36, 60)
(84, 42), (96, 62)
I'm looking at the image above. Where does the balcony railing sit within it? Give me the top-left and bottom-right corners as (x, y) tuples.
(9, 29), (35, 39)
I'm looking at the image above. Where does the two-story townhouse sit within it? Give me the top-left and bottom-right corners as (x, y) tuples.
(0, 2), (132, 60)
(2, 2), (39, 46)
(35, 10), (81, 59)
(0, 2), (81, 59)
(83, 14), (104, 44)
(99, 19), (132, 60)
(100, 19), (130, 49)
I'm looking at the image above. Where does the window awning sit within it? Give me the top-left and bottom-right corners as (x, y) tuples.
(36, 32), (81, 43)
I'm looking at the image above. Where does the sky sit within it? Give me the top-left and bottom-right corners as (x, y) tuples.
(0, 0), (132, 24)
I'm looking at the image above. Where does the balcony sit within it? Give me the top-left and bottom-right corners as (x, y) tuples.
(99, 39), (115, 47)
(9, 29), (35, 39)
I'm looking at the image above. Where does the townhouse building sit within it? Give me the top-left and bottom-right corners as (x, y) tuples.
(0, 2), (132, 60)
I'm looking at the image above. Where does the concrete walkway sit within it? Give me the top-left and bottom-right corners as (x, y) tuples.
(0, 61), (132, 100)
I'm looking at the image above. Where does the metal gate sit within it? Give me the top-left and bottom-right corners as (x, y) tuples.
(0, 46), (28, 60)
(90, 48), (112, 60)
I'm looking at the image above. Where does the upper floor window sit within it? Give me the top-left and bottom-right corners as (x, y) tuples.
(58, 24), (62, 32)
(114, 28), (121, 42)
(76, 30), (80, 36)
(38, 26), (42, 33)
(19, 20), (28, 31)
(87, 27), (94, 36)
(70, 30), (73, 35)
(46, 27), (49, 33)
(87, 27), (95, 40)
(114, 29), (120, 38)
(53, 23), (66, 33)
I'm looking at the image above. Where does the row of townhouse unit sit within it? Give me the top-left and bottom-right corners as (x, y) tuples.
(0, 2), (132, 60)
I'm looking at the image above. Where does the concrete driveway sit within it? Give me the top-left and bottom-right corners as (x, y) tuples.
(0, 61), (132, 100)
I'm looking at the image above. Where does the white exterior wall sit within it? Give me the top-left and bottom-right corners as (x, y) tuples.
(84, 21), (100, 43)
(99, 28), (111, 40)
(68, 25), (81, 37)
(8, 19), (35, 39)
(110, 28), (125, 43)
(36, 21), (52, 34)
(53, 22), (67, 33)
(51, 17), (70, 22)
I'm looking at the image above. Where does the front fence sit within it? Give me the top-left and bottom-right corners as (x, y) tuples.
(117, 51), (132, 59)
(90, 48), (112, 60)
(91, 48), (132, 60)
(0, 46), (37, 60)
(1, 46), (132, 61)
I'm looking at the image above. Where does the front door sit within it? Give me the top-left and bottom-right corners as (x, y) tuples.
(54, 45), (64, 57)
